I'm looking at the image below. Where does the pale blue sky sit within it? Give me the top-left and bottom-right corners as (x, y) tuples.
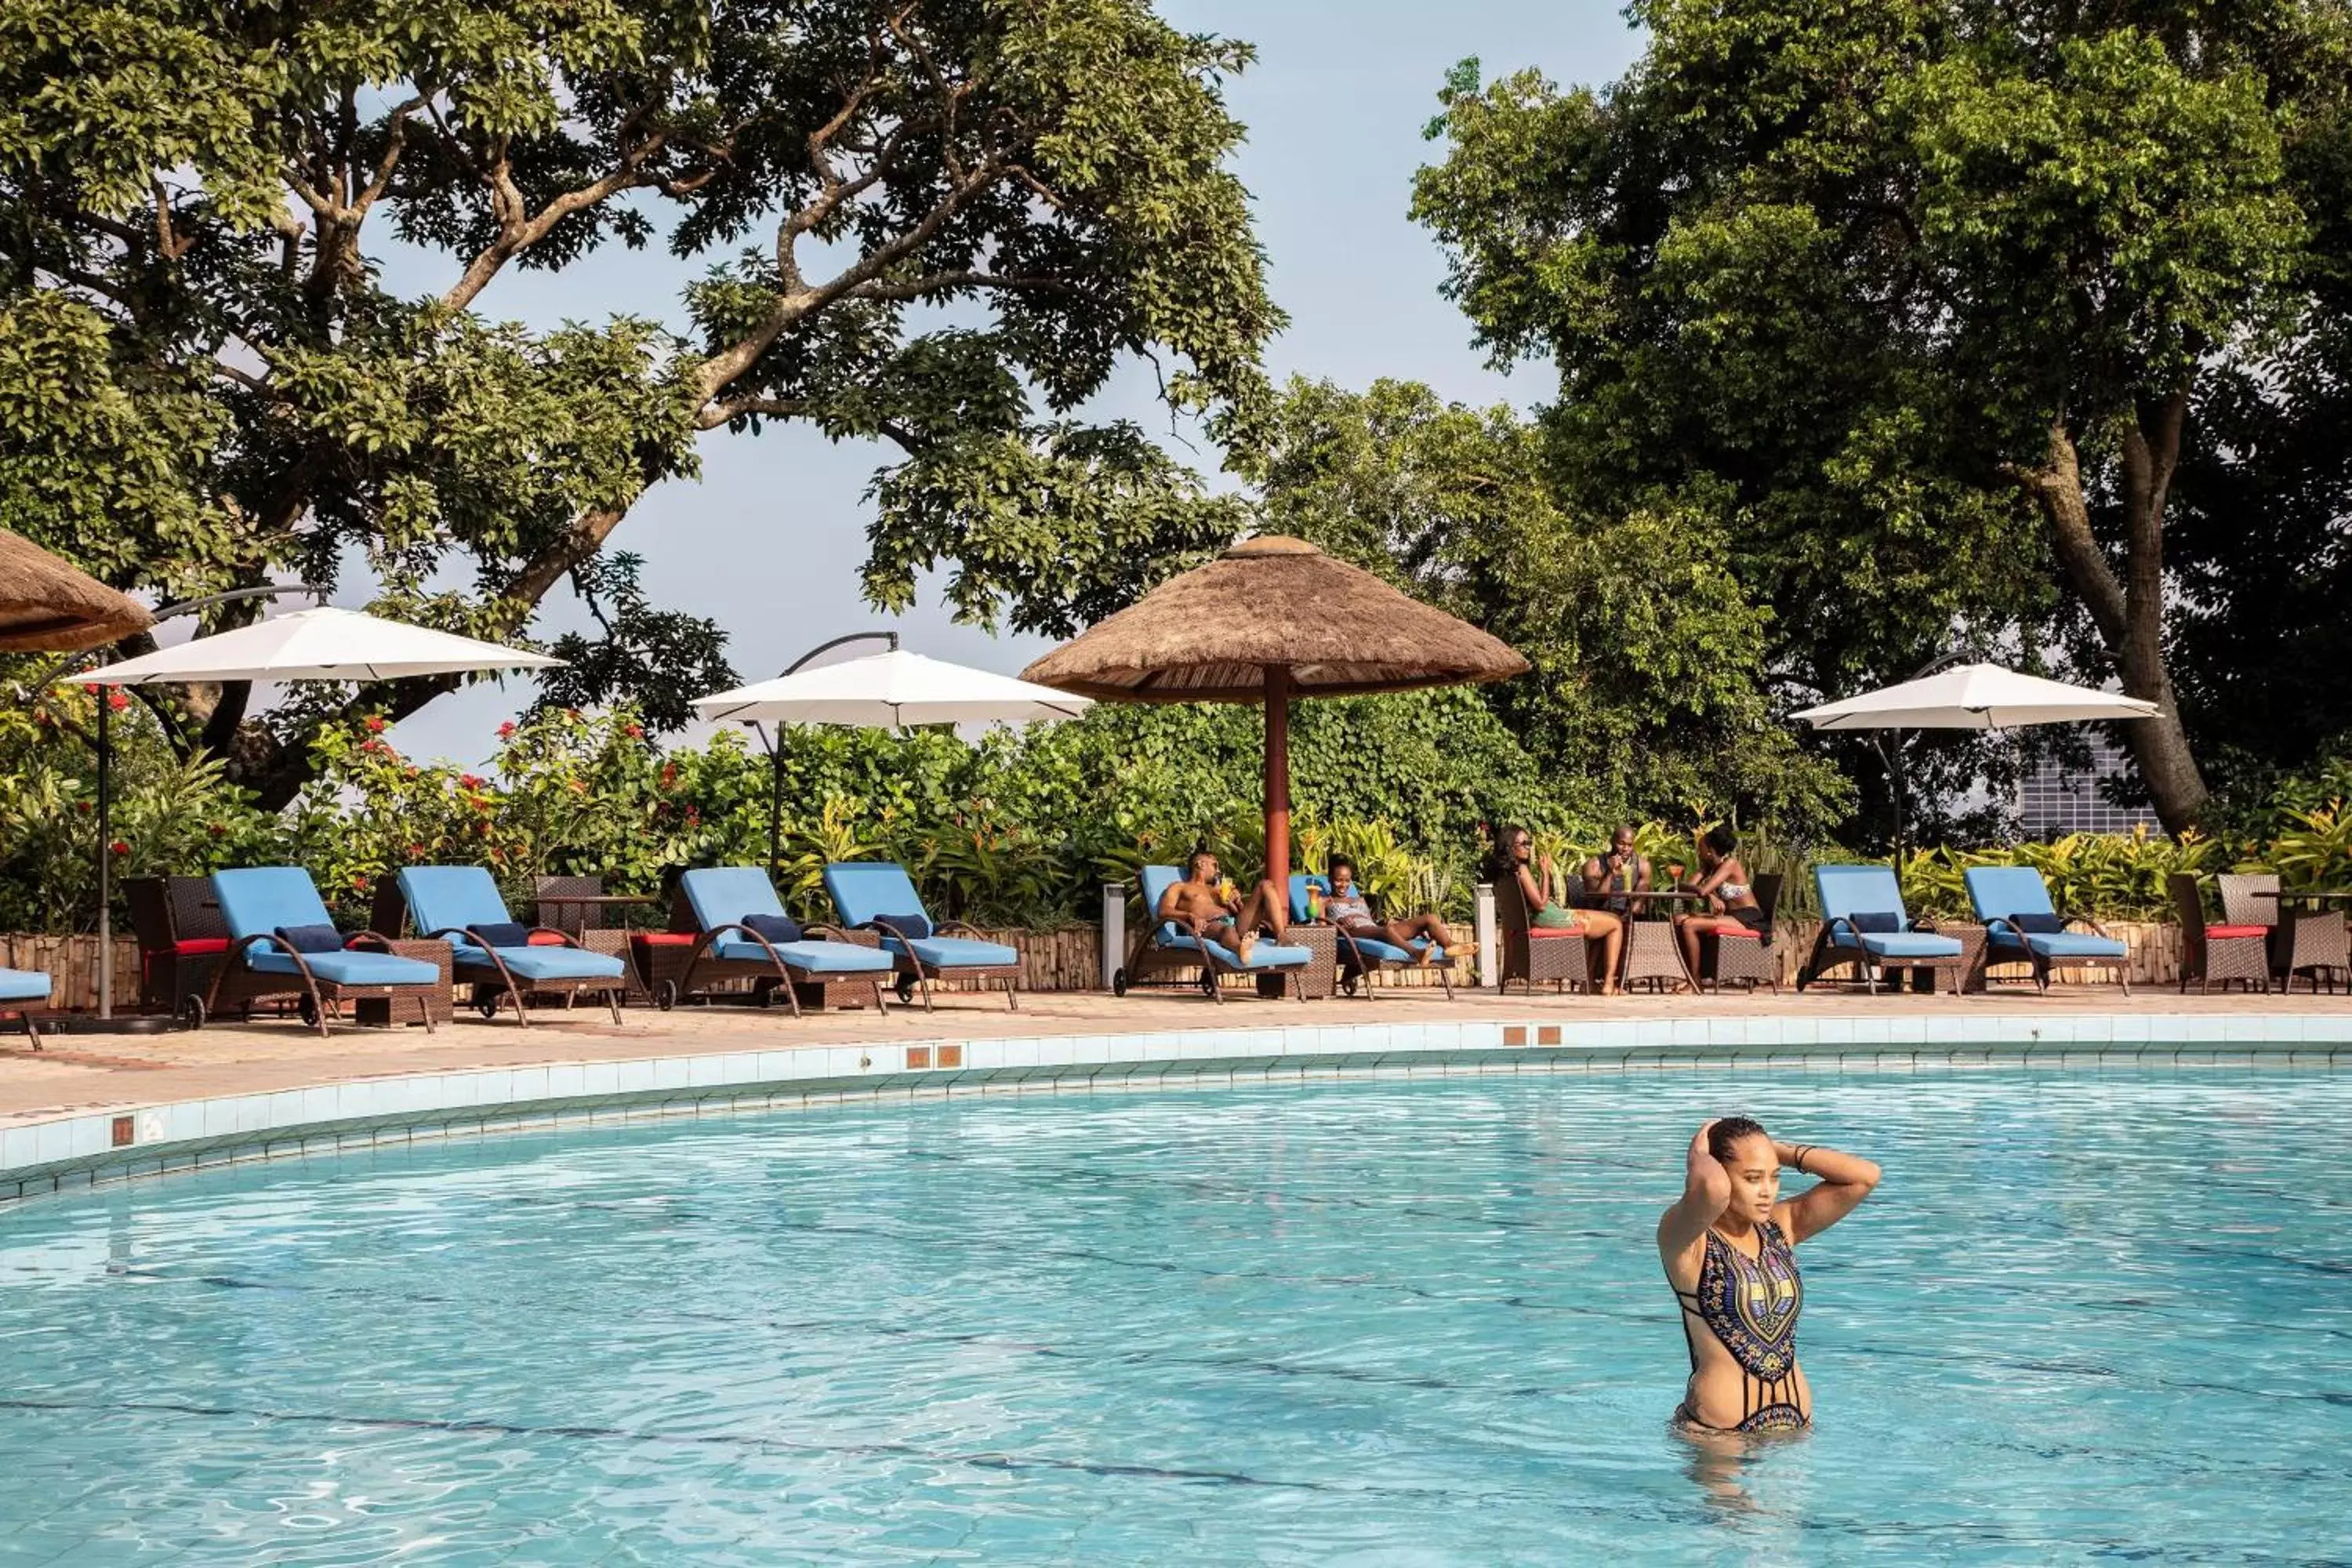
(365, 1), (1645, 762)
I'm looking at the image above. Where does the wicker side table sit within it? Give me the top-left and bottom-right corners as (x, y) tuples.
(1922, 922), (1990, 993)
(583, 929), (652, 1006)
(1621, 920), (1693, 993)
(353, 940), (454, 1028)
(1257, 924), (1335, 1000)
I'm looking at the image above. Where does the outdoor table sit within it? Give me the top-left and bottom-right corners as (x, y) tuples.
(2249, 891), (2351, 993)
(352, 939), (454, 1029)
(1611, 888), (1705, 993)
(533, 891), (659, 935)
(1260, 924), (1337, 1000)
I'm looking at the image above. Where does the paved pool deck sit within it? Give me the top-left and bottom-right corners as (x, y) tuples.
(5, 983), (2346, 1129)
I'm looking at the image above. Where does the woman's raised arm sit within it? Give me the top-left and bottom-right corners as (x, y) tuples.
(1657, 1120), (1731, 1260)
(1777, 1140), (1882, 1243)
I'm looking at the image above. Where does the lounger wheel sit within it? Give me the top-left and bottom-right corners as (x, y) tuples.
(895, 974), (916, 1004)
(654, 978), (679, 1011)
(1198, 970), (1218, 996)
(755, 980), (779, 1009)
(1111, 967), (1128, 997)
(296, 994), (320, 1029)
(179, 995), (205, 1029)
(471, 985), (502, 1019)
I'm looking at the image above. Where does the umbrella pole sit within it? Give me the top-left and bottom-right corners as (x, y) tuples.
(1264, 665), (1292, 884)
(768, 734), (784, 879)
(94, 682), (114, 1020)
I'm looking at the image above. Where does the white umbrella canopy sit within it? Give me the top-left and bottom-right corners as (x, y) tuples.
(78, 605), (562, 685)
(692, 648), (1091, 728)
(1791, 662), (2158, 731)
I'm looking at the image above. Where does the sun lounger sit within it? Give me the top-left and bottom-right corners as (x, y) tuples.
(0, 967), (52, 1041)
(822, 862), (1023, 1011)
(1289, 873), (1454, 1000)
(667, 866), (895, 1015)
(205, 866), (441, 1034)
(1964, 865), (2130, 994)
(394, 866), (628, 1024)
(1112, 865), (1311, 1004)
(1796, 865), (1964, 995)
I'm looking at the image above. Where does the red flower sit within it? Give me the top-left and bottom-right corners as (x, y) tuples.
(358, 739), (381, 755)
(459, 773), (485, 790)
(363, 715), (387, 734)
(351, 873), (369, 890)
(208, 823), (226, 837)
(105, 691), (130, 713)
(625, 724), (644, 739)
(564, 708), (581, 722)
(684, 807), (702, 827)
(108, 840), (129, 856)
(497, 721), (517, 739)
(75, 800), (92, 815)
(407, 844), (424, 857)
(659, 762), (678, 789)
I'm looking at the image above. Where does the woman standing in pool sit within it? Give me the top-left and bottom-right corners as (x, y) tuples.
(1659, 1116), (1880, 1435)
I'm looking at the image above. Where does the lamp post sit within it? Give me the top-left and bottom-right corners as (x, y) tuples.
(743, 631), (900, 877)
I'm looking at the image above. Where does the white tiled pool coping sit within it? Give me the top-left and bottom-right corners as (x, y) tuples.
(5, 1010), (2349, 1203)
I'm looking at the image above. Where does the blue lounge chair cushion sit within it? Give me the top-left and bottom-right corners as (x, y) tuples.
(1163, 931), (1312, 971)
(823, 862), (935, 931)
(679, 866), (791, 931)
(709, 935), (892, 973)
(448, 943), (625, 982)
(245, 948), (440, 986)
(1848, 912), (1903, 934)
(214, 868), (340, 954)
(861, 912), (932, 940)
(1845, 930), (1963, 959)
(278, 923), (346, 953)
(1991, 930), (2128, 960)
(0, 968), (49, 1003)
(1345, 935), (1434, 966)
(741, 913), (803, 945)
(884, 934), (1019, 970)
(398, 866), (519, 945)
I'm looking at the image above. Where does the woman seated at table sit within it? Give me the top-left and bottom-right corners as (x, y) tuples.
(1321, 855), (1475, 964)
(1492, 826), (1622, 994)
(1674, 826), (1766, 976)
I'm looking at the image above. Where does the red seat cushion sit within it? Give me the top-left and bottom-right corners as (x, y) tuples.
(1712, 927), (1763, 939)
(633, 932), (697, 946)
(1526, 927), (1584, 940)
(525, 931), (568, 946)
(2207, 924), (2270, 938)
(174, 938), (230, 956)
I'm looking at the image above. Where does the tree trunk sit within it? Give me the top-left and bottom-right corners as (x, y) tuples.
(2020, 411), (2209, 835)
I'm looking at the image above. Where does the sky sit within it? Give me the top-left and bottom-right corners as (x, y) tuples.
(349, 1), (1648, 764)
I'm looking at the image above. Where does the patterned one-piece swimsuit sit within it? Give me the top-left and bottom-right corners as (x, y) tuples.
(1671, 1219), (1808, 1433)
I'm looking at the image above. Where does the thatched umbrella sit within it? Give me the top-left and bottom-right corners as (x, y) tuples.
(0, 531), (151, 652)
(1021, 535), (1528, 879)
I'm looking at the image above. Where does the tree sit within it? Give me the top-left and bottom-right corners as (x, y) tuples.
(1255, 376), (1853, 838)
(0, 0), (1277, 804)
(1413, 2), (2352, 835)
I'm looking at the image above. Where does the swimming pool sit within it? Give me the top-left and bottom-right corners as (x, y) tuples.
(1, 1068), (2346, 1563)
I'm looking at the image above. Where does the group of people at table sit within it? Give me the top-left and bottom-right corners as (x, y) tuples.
(1156, 824), (1759, 997)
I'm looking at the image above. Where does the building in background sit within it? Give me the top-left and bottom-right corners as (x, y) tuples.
(2015, 736), (2160, 835)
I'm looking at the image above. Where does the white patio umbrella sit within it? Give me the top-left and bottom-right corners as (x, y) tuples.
(72, 605), (561, 1020)
(1791, 661), (2157, 855)
(691, 642), (1092, 870)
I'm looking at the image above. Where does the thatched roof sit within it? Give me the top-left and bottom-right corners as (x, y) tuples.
(1022, 535), (1528, 702)
(0, 531), (151, 653)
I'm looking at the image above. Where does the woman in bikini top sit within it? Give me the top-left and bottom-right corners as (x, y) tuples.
(1657, 1116), (1880, 1435)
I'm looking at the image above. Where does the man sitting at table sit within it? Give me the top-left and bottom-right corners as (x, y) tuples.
(1582, 826), (1651, 916)
(1158, 848), (1288, 964)
(1320, 855), (1475, 964)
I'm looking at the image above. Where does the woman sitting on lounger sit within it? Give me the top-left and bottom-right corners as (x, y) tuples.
(1492, 826), (1622, 994)
(1322, 855), (1475, 964)
(1674, 825), (1765, 976)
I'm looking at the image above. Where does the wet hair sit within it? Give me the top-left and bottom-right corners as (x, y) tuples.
(1327, 854), (1356, 879)
(1708, 1116), (1770, 1163)
(1186, 846), (1217, 877)
(1702, 824), (1738, 858)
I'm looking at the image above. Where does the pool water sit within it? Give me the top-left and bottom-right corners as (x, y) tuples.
(2, 1069), (2348, 1564)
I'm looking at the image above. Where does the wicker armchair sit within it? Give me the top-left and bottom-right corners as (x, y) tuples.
(1495, 866), (1593, 996)
(2221, 870), (2348, 993)
(533, 875), (607, 938)
(2169, 873), (2269, 995)
(125, 875), (231, 1020)
(1697, 873), (1782, 994)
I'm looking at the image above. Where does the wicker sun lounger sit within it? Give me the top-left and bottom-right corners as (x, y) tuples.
(393, 866), (629, 1025)
(1964, 866), (2131, 994)
(204, 867), (441, 1035)
(1114, 864), (1312, 1004)
(1289, 873), (1456, 1000)
(666, 866), (896, 1016)
(1796, 865), (1964, 995)
(824, 862), (1025, 1011)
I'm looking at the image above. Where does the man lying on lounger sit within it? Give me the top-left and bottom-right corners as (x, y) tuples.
(1159, 848), (1288, 964)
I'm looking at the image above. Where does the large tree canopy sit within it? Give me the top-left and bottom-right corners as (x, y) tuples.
(0, 0), (1276, 802)
(1414, 0), (2352, 836)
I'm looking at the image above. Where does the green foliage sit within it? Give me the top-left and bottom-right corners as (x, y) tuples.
(0, 0), (1280, 800)
(1896, 832), (2223, 923)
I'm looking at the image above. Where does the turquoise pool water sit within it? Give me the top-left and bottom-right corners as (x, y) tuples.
(2, 1069), (2348, 1564)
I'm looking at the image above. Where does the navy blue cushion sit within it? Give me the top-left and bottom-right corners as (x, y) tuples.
(470, 920), (532, 949)
(1849, 912), (1902, 934)
(277, 924), (345, 953)
(862, 912), (933, 940)
(2009, 912), (2066, 935)
(742, 913), (803, 945)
